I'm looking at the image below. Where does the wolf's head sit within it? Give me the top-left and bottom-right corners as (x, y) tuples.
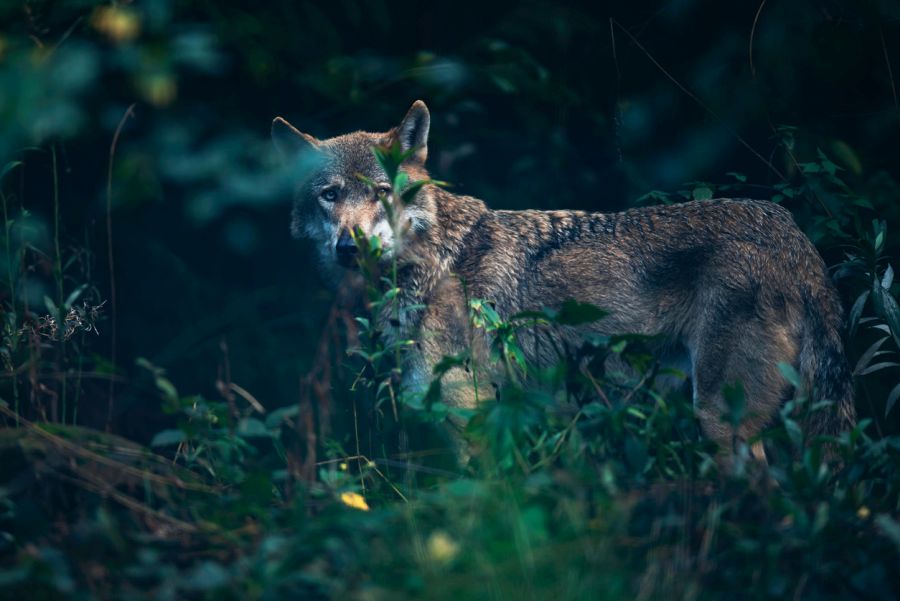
(272, 101), (436, 270)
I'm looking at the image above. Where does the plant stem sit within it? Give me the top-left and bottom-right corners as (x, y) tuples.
(52, 145), (66, 424)
(1, 188), (20, 424)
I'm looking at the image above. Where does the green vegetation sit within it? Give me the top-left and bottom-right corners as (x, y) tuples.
(1, 1), (900, 599)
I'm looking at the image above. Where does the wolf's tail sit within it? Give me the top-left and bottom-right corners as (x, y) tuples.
(797, 285), (857, 439)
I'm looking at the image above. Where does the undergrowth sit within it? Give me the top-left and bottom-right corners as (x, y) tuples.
(2, 142), (900, 601)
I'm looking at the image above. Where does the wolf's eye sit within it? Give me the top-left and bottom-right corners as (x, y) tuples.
(321, 189), (338, 202)
(375, 185), (392, 199)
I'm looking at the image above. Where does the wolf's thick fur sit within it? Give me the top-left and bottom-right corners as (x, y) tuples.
(272, 101), (856, 453)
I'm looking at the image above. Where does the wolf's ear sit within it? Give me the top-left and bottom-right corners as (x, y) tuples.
(396, 100), (430, 163)
(271, 117), (319, 157)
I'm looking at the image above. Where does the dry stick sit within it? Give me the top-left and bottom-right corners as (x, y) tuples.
(229, 382), (265, 413)
(748, 0), (768, 79)
(0, 403), (218, 493)
(52, 144), (65, 424)
(51, 469), (202, 534)
(744, 11), (835, 218)
(318, 454), (409, 502)
(217, 337), (238, 431)
(609, 18), (621, 83)
(105, 104), (135, 432)
(609, 18), (624, 165)
(609, 18), (787, 182)
(46, 15), (83, 59)
(880, 26), (900, 128)
(353, 398), (365, 494)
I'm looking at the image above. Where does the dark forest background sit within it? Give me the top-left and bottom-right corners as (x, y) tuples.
(2, 1), (900, 599)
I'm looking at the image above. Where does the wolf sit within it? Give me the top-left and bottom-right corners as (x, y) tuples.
(271, 100), (856, 457)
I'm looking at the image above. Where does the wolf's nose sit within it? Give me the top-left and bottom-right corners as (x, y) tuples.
(335, 229), (358, 267)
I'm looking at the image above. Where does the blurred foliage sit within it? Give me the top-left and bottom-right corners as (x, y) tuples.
(2, 0), (900, 599)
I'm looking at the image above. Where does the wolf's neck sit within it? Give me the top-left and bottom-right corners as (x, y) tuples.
(431, 188), (488, 261)
(399, 187), (487, 302)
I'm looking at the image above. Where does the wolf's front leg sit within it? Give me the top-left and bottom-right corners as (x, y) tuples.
(408, 280), (491, 467)
(400, 347), (476, 467)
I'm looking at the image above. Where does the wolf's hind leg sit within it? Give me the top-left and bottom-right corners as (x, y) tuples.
(691, 316), (798, 460)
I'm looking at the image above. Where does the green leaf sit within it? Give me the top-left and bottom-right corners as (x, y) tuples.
(778, 362), (803, 389)
(64, 283), (88, 309)
(400, 179), (433, 204)
(816, 148), (840, 176)
(0, 567), (29, 587)
(721, 381), (746, 428)
(874, 223), (885, 253)
(549, 299), (608, 326)
(848, 290), (869, 337)
(237, 417), (271, 438)
(421, 378), (442, 411)
(885, 382), (900, 418)
(432, 353), (467, 376)
(372, 140), (418, 184)
(875, 515), (900, 552)
(857, 362), (900, 376)
(726, 171), (747, 182)
(692, 186), (713, 201)
(393, 171), (409, 195)
(784, 418), (803, 446)
(182, 561), (230, 591)
(355, 173), (376, 187)
(881, 291), (900, 349)
(635, 190), (671, 205)
(882, 264), (894, 291)
(265, 405), (299, 428)
(873, 279), (886, 317)
(156, 378), (179, 405)
(150, 429), (186, 447)
(44, 295), (59, 316)
(854, 336), (889, 376)
(626, 407), (647, 420)
(510, 310), (550, 323)
(0, 161), (22, 184)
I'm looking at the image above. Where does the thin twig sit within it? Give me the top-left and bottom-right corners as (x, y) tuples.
(229, 382), (265, 413)
(51, 469), (203, 534)
(105, 103), (135, 431)
(745, 8), (835, 217)
(609, 18), (624, 164)
(52, 144), (66, 424)
(609, 17), (621, 83)
(47, 16), (84, 58)
(319, 454), (409, 502)
(580, 363), (612, 407)
(610, 19), (787, 182)
(318, 454), (459, 478)
(880, 26), (900, 127)
(749, 0), (768, 78)
(0, 403), (218, 493)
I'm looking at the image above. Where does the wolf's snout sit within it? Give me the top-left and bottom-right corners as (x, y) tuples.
(335, 228), (358, 267)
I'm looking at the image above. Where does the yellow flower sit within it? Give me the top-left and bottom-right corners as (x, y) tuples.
(91, 7), (141, 43)
(857, 506), (871, 519)
(137, 73), (177, 107)
(340, 492), (370, 511)
(426, 530), (459, 564)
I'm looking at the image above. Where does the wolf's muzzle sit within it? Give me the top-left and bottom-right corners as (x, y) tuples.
(335, 228), (358, 268)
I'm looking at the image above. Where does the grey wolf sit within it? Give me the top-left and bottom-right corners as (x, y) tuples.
(271, 100), (856, 456)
